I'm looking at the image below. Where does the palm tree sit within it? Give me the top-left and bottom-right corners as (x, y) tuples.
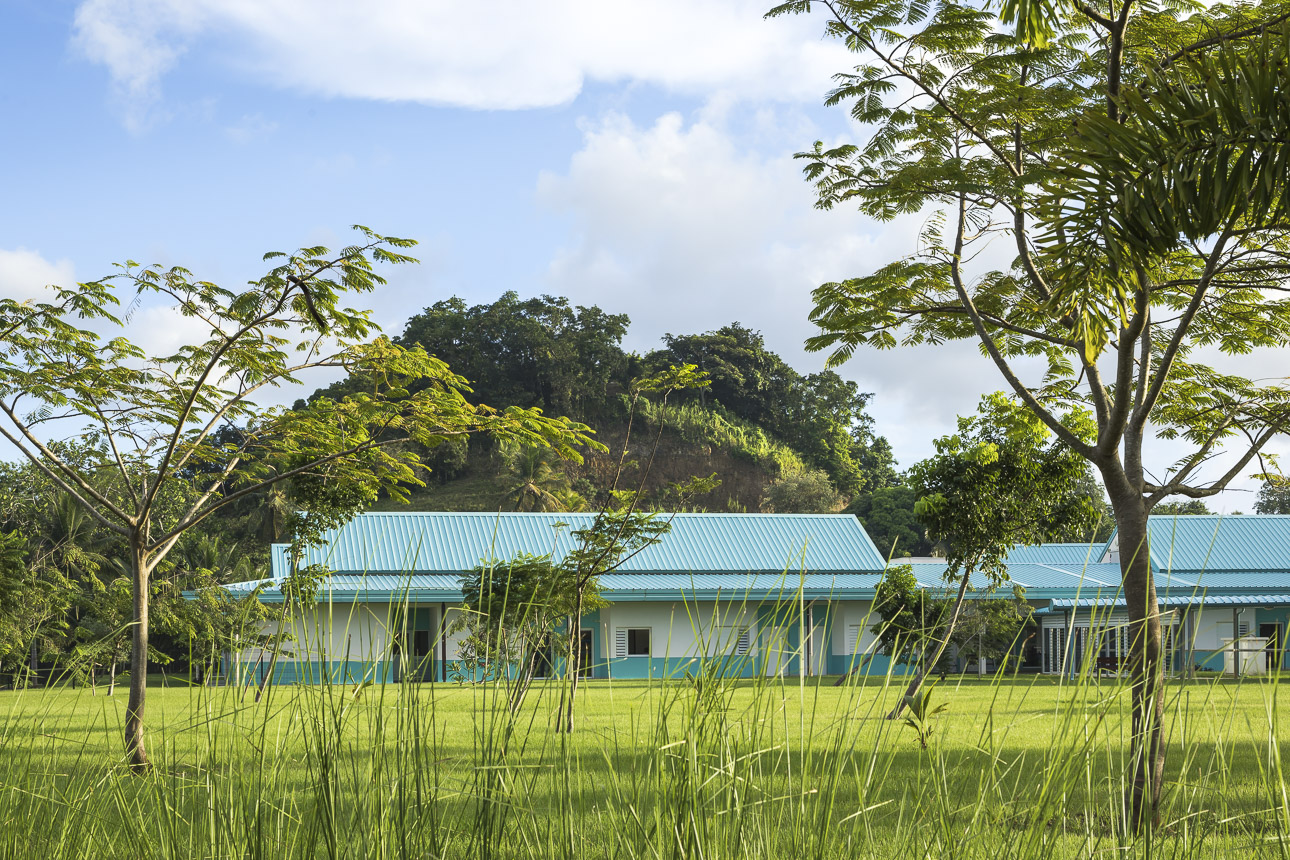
(502, 445), (568, 512)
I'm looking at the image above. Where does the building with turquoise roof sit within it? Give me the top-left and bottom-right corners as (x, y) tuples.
(220, 512), (1290, 685)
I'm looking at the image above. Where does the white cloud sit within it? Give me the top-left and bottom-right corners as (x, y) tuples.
(72, 0), (208, 129)
(72, 0), (853, 118)
(0, 248), (77, 302)
(536, 109), (1013, 468)
(534, 109), (1290, 503)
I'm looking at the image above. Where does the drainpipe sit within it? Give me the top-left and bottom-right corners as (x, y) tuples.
(1233, 606), (1241, 679)
(440, 602), (448, 682)
(1062, 609), (1070, 678)
(1187, 607), (1198, 679)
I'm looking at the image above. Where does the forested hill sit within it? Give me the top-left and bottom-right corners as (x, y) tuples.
(303, 291), (898, 516)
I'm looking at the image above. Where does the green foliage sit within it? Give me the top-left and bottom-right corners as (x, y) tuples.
(901, 681), (949, 749)
(501, 444), (571, 512)
(1255, 476), (1290, 514)
(634, 399), (807, 476)
(908, 394), (1100, 584)
(394, 291), (631, 418)
(1153, 500), (1214, 516)
(307, 297), (898, 510)
(456, 552), (586, 699)
(869, 565), (948, 667)
(950, 588), (1035, 668)
(761, 469), (844, 513)
(1043, 26), (1290, 273)
(846, 486), (934, 558)
(646, 324), (896, 494)
(0, 530), (73, 684)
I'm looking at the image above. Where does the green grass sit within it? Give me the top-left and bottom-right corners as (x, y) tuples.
(0, 669), (1287, 859)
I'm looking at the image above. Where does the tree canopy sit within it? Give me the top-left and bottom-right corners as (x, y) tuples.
(0, 229), (595, 769)
(772, 0), (1290, 825)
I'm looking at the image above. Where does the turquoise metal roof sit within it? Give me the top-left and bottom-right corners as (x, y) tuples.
(231, 531), (1290, 606)
(231, 571), (889, 603)
(1109, 515), (1290, 574)
(1004, 543), (1105, 566)
(1047, 593), (1290, 610)
(268, 512), (886, 578)
(905, 561), (1127, 592)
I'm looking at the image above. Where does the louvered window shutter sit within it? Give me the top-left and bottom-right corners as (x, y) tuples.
(735, 628), (751, 656)
(615, 628), (628, 658)
(846, 624), (861, 654)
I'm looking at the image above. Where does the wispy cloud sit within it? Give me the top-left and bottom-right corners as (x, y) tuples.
(0, 248), (77, 301)
(72, 0), (852, 124)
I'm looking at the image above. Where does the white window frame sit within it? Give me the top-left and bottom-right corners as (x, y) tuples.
(616, 627), (652, 658)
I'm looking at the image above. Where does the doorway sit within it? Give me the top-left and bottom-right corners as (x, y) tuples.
(579, 630), (594, 678)
(1259, 623), (1283, 671)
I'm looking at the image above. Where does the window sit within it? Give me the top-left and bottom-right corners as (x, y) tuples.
(615, 627), (652, 658)
(626, 628), (650, 657)
(706, 627), (751, 656)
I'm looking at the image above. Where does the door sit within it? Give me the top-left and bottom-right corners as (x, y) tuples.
(404, 607), (435, 682)
(579, 630), (594, 678)
(1260, 623), (1283, 671)
(532, 638), (553, 679)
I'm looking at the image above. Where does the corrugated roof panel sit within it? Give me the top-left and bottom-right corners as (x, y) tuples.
(270, 512), (887, 576)
(902, 561), (1125, 591)
(599, 572), (884, 595)
(1108, 515), (1290, 574)
(1005, 543), (1106, 566)
(227, 571), (887, 602)
(1049, 593), (1290, 609)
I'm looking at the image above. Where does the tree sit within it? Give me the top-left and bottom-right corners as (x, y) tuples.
(0, 228), (594, 770)
(0, 530), (74, 686)
(762, 468), (844, 513)
(868, 564), (948, 671)
(501, 445), (570, 512)
(1255, 477), (1290, 514)
(457, 551), (603, 712)
(648, 325), (895, 494)
(771, 0), (1290, 825)
(1152, 500), (1213, 517)
(896, 394), (1097, 713)
(395, 292), (632, 419)
(846, 485), (933, 558)
(950, 589), (1035, 672)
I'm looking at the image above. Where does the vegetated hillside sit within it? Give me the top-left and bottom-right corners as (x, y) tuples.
(381, 402), (809, 514)
(343, 291), (898, 515)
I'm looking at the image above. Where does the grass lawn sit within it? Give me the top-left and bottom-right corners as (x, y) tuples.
(0, 672), (1286, 858)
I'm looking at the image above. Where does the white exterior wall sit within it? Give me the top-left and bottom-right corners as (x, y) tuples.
(1189, 606), (1252, 657)
(830, 600), (881, 657)
(253, 602), (396, 664)
(598, 601), (758, 660)
(237, 602), (474, 667)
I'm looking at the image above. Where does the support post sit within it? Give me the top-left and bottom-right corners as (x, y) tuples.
(1232, 607), (1241, 679)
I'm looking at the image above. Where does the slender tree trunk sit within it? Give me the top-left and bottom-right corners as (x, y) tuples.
(125, 534), (150, 772)
(559, 593), (585, 733)
(1106, 487), (1164, 831)
(108, 658), (117, 697)
(887, 570), (972, 719)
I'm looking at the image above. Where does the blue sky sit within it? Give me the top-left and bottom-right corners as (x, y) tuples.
(0, 0), (1279, 508)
